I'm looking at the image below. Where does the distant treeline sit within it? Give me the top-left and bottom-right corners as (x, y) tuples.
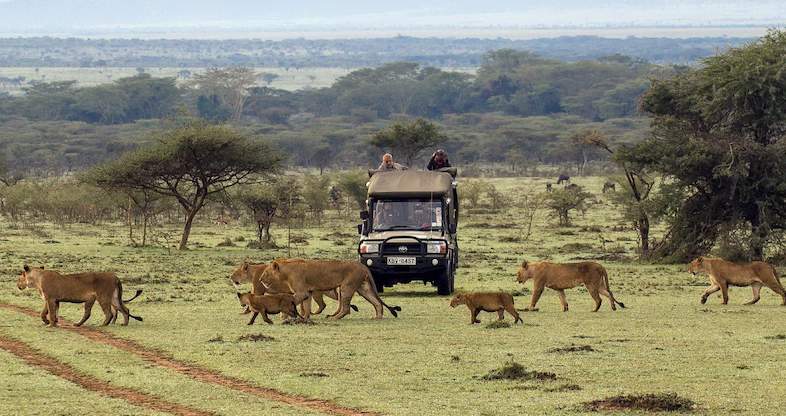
(1, 50), (670, 122)
(0, 49), (663, 173)
(0, 36), (753, 68)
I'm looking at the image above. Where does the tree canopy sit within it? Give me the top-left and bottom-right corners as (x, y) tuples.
(634, 30), (786, 261)
(85, 123), (282, 249)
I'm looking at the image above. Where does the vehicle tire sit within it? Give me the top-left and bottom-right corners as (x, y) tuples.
(436, 267), (454, 296)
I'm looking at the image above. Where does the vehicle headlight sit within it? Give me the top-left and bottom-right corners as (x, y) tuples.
(427, 241), (447, 254)
(359, 242), (380, 254)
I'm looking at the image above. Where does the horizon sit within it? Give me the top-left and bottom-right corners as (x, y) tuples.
(0, 0), (783, 39)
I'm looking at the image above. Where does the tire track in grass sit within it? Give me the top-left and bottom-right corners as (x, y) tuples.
(0, 335), (216, 416)
(0, 302), (381, 416)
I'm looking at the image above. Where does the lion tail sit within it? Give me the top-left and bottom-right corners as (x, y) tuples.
(602, 268), (625, 309)
(116, 281), (143, 322)
(365, 266), (401, 318)
(123, 289), (143, 303)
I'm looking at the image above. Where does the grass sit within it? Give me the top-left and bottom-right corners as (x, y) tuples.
(1, 176), (785, 415)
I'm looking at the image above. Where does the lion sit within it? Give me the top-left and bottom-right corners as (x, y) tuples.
(449, 292), (523, 324)
(17, 265), (143, 327)
(688, 256), (786, 305)
(260, 259), (400, 320)
(229, 260), (357, 314)
(516, 260), (625, 312)
(236, 292), (299, 325)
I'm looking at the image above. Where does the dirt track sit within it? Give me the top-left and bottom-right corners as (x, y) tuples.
(0, 335), (216, 416)
(0, 302), (381, 416)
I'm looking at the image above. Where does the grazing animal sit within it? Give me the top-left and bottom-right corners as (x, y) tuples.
(449, 292), (523, 324)
(602, 182), (616, 193)
(565, 183), (580, 191)
(689, 256), (786, 305)
(260, 260), (400, 320)
(236, 292), (299, 324)
(516, 260), (625, 312)
(229, 260), (357, 314)
(546, 183), (553, 192)
(17, 265), (143, 327)
(557, 174), (571, 185)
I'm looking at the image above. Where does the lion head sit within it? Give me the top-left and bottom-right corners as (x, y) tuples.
(688, 257), (706, 276)
(517, 260), (534, 284)
(449, 293), (466, 307)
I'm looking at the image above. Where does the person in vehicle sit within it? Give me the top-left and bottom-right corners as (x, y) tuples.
(426, 149), (451, 171)
(378, 153), (406, 171)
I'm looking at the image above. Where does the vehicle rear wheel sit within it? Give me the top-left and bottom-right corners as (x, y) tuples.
(436, 267), (454, 296)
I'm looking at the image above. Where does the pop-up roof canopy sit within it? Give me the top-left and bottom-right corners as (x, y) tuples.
(367, 169), (455, 198)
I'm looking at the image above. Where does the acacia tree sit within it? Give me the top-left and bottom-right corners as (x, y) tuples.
(236, 177), (300, 244)
(86, 123), (281, 250)
(635, 30), (786, 261)
(370, 118), (446, 167)
(189, 67), (257, 122)
(578, 130), (655, 256)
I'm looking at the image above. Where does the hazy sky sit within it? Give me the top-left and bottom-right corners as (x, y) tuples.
(0, 0), (783, 38)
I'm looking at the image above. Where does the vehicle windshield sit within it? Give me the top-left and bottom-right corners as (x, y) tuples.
(372, 199), (443, 232)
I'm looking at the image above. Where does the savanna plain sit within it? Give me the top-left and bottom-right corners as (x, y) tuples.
(2, 177), (785, 415)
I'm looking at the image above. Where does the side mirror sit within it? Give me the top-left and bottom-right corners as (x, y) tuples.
(448, 223), (457, 234)
(360, 210), (369, 220)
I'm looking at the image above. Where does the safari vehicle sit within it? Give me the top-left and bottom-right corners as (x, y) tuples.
(357, 168), (459, 295)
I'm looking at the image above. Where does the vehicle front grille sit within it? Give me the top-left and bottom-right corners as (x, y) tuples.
(381, 242), (423, 255)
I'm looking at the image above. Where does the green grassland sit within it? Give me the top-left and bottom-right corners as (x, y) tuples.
(1, 176), (785, 415)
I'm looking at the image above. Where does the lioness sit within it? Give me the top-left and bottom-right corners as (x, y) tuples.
(17, 265), (143, 327)
(230, 260), (357, 314)
(689, 256), (786, 305)
(236, 292), (299, 324)
(260, 260), (400, 320)
(516, 260), (625, 312)
(449, 292), (523, 325)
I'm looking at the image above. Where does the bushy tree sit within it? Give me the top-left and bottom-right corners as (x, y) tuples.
(236, 176), (300, 244)
(635, 30), (786, 260)
(546, 186), (592, 226)
(370, 118), (446, 167)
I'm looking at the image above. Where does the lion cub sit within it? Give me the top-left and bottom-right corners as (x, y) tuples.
(450, 292), (523, 325)
(236, 292), (299, 325)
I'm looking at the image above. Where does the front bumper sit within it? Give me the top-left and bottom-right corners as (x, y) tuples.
(360, 254), (448, 277)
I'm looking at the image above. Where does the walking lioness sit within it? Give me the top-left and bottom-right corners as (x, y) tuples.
(260, 259), (400, 320)
(516, 260), (625, 312)
(17, 265), (143, 327)
(230, 260), (356, 314)
(450, 292), (523, 324)
(689, 256), (786, 305)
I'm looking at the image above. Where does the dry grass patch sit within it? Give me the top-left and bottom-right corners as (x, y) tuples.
(482, 362), (557, 382)
(585, 393), (696, 412)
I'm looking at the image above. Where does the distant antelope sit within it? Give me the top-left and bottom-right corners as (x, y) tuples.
(557, 174), (570, 185)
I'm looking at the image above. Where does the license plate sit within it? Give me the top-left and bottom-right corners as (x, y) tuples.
(387, 257), (416, 265)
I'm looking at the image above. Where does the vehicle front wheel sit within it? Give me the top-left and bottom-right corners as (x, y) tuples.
(436, 267), (454, 295)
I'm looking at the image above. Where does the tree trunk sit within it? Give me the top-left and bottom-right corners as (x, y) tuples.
(142, 215), (148, 247)
(127, 196), (134, 243)
(750, 209), (766, 261)
(639, 214), (650, 256)
(179, 209), (197, 250)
